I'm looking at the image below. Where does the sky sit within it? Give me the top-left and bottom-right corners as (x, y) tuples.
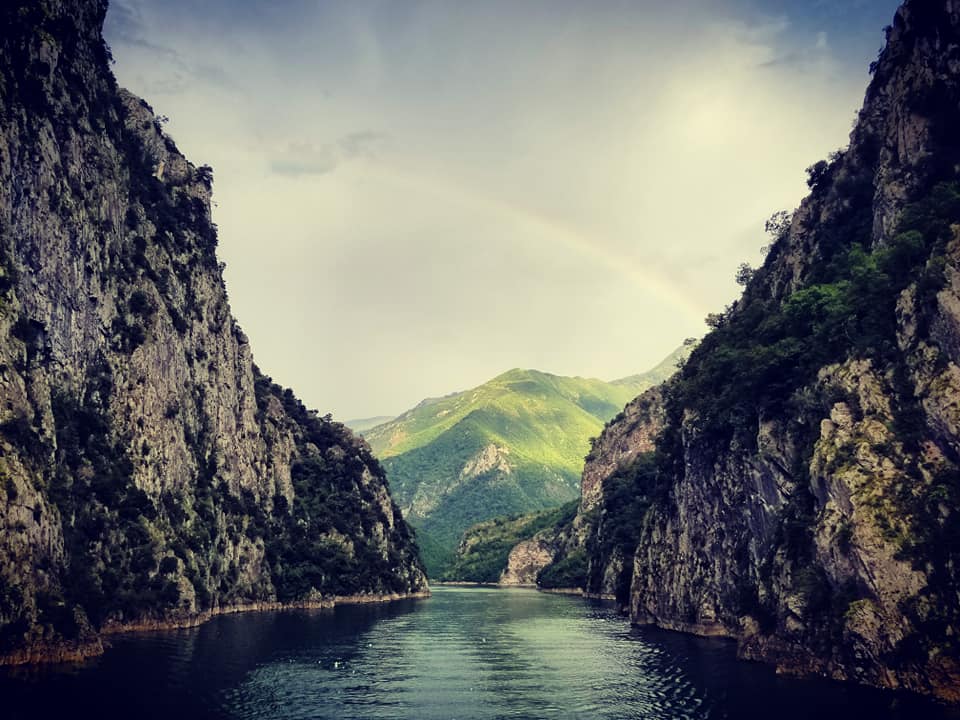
(103, 0), (901, 420)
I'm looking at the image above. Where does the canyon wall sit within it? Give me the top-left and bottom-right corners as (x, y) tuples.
(0, 0), (426, 663)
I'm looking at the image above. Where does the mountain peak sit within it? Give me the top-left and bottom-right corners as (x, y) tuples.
(493, 368), (553, 383)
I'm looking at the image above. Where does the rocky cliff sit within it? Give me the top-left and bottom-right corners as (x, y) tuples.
(539, 0), (960, 702)
(580, 387), (665, 513)
(0, 0), (426, 663)
(499, 537), (557, 586)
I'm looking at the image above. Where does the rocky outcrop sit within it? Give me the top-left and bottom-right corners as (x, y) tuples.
(580, 387), (665, 512)
(499, 537), (556, 586)
(622, 1), (960, 701)
(0, 0), (426, 664)
(461, 444), (512, 479)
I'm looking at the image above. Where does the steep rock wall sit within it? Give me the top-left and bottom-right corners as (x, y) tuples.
(0, 0), (426, 662)
(580, 387), (665, 513)
(499, 537), (557, 586)
(624, 1), (960, 701)
(535, 0), (960, 702)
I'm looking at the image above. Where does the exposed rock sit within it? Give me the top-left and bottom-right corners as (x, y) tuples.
(0, 0), (426, 663)
(580, 386), (664, 512)
(499, 536), (556, 586)
(461, 444), (512, 479)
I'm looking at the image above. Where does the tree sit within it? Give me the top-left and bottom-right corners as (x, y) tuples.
(705, 312), (725, 329)
(806, 160), (829, 189)
(735, 263), (755, 286)
(765, 210), (792, 239)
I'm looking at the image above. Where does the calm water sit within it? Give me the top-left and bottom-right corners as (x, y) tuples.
(2, 586), (956, 719)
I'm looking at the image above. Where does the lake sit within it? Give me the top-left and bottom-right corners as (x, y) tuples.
(2, 586), (956, 719)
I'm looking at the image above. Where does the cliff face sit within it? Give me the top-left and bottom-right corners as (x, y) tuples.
(542, 0), (960, 702)
(499, 538), (557, 586)
(580, 387), (665, 513)
(628, 1), (960, 700)
(575, 387), (667, 602)
(0, 0), (426, 662)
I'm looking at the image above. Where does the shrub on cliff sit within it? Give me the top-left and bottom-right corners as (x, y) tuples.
(671, 182), (960, 449)
(537, 548), (587, 589)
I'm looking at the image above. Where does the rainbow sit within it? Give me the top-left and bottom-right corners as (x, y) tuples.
(362, 163), (709, 329)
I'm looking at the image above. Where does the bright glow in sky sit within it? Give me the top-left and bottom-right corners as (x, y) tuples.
(104, 0), (900, 419)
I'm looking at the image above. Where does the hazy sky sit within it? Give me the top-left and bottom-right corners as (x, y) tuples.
(104, 0), (900, 420)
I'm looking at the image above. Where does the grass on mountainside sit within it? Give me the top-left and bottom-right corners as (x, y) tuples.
(363, 368), (658, 460)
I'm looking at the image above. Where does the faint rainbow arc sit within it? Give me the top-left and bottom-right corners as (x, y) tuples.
(361, 163), (709, 329)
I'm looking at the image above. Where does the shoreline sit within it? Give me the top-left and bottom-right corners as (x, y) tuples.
(433, 582), (588, 596)
(537, 587), (584, 596)
(631, 614), (960, 705)
(0, 589), (431, 668)
(433, 582), (617, 603)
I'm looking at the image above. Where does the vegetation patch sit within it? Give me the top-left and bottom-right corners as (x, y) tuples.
(585, 452), (665, 601)
(537, 548), (587, 590)
(442, 501), (577, 583)
(671, 183), (960, 450)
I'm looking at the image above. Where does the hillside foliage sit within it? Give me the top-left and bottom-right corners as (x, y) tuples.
(442, 501), (578, 583)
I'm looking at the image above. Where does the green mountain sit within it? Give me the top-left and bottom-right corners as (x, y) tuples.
(610, 342), (694, 389)
(363, 345), (693, 576)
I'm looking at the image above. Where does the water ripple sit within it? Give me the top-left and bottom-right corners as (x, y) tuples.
(2, 587), (957, 720)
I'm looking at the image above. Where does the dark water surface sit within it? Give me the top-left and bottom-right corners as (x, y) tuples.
(2, 586), (956, 719)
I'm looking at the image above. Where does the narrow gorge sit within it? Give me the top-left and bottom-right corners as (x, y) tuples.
(2, 0), (959, 713)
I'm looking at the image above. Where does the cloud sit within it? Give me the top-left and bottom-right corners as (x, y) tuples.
(270, 133), (389, 176)
(134, 72), (190, 96)
(757, 25), (833, 70)
(104, 0), (896, 419)
(104, 1), (181, 60)
(191, 64), (238, 91)
(102, 0), (144, 44)
(339, 131), (388, 160)
(105, 1), (235, 94)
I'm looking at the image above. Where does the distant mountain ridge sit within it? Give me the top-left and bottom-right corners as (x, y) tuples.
(363, 345), (694, 575)
(344, 416), (395, 433)
(610, 342), (694, 388)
